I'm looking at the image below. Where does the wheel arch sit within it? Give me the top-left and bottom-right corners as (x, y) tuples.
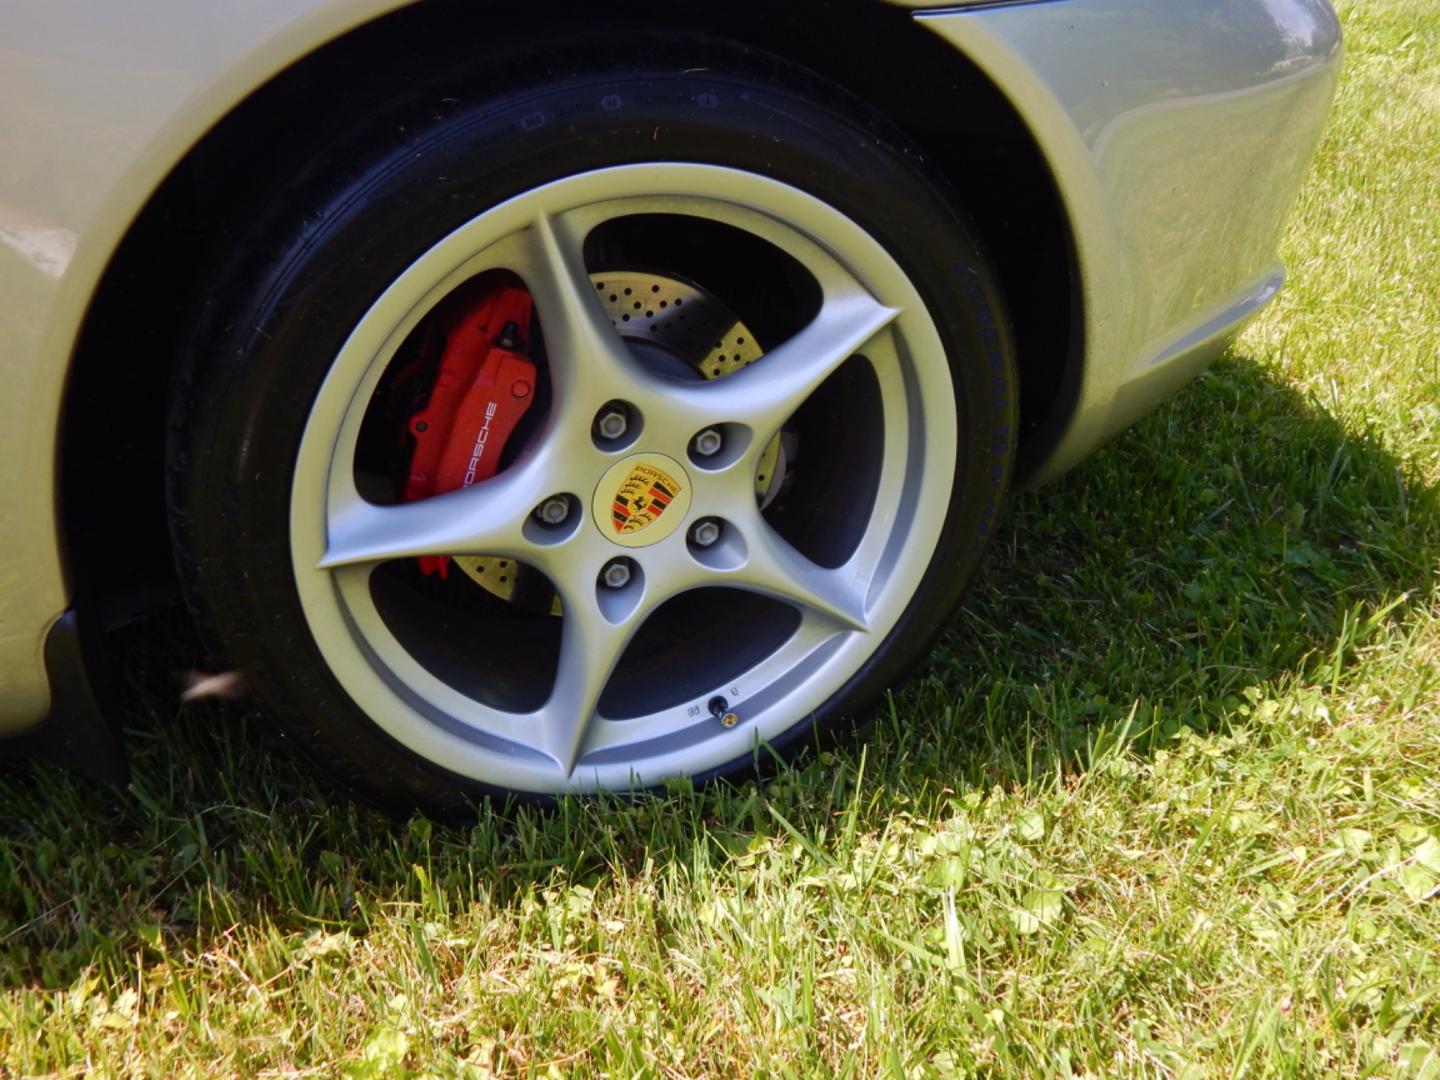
(59, 0), (1080, 631)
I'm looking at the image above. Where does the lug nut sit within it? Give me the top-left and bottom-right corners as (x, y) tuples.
(534, 495), (570, 525)
(596, 406), (629, 441)
(692, 428), (724, 457)
(601, 558), (633, 589)
(690, 518), (722, 548)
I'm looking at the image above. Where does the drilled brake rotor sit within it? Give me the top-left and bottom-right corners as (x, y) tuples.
(453, 270), (785, 611)
(591, 269), (763, 377)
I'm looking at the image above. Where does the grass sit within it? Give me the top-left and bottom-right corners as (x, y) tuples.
(3, 1), (1439, 1075)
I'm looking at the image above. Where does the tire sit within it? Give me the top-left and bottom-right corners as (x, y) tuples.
(167, 36), (1017, 817)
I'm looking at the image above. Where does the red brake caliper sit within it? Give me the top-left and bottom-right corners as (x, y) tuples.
(403, 283), (537, 577)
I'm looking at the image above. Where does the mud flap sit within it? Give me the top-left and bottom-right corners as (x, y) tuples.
(0, 610), (129, 783)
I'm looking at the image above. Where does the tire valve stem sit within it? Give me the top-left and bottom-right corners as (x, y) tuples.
(709, 695), (740, 728)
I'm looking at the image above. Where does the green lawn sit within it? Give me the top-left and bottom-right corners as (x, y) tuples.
(4, 1), (1438, 1075)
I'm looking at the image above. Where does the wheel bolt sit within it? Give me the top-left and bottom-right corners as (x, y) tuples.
(692, 428), (723, 457)
(690, 518), (722, 548)
(596, 406), (629, 441)
(534, 495), (570, 525)
(601, 558), (633, 589)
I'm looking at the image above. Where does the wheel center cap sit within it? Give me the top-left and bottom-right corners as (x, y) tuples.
(592, 452), (692, 548)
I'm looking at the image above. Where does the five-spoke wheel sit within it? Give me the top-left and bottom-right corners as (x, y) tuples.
(168, 46), (1015, 812)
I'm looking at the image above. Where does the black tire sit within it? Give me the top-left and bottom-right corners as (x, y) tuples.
(167, 35), (1017, 817)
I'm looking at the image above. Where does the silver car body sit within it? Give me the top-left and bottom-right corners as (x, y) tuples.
(0, 0), (1341, 737)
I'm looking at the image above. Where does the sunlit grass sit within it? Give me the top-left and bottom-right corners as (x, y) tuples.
(3, 1), (1438, 1075)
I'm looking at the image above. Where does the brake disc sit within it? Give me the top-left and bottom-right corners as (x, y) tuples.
(452, 270), (785, 611)
(592, 269), (763, 376)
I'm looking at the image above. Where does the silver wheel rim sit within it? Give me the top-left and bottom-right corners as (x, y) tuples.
(290, 164), (957, 794)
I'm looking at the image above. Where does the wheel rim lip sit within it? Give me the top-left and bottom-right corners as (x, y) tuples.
(289, 163), (957, 794)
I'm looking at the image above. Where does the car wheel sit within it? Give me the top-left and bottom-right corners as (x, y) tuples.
(167, 39), (1017, 814)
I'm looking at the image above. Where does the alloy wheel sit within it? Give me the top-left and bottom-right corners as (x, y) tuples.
(288, 164), (958, 794)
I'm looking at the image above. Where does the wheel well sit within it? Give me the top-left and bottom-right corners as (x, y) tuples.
(60, 0), (1079, 625)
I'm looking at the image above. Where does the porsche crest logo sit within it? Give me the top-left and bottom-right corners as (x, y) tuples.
(592, 453), (692, 548)
(610, 462), (683, 535)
